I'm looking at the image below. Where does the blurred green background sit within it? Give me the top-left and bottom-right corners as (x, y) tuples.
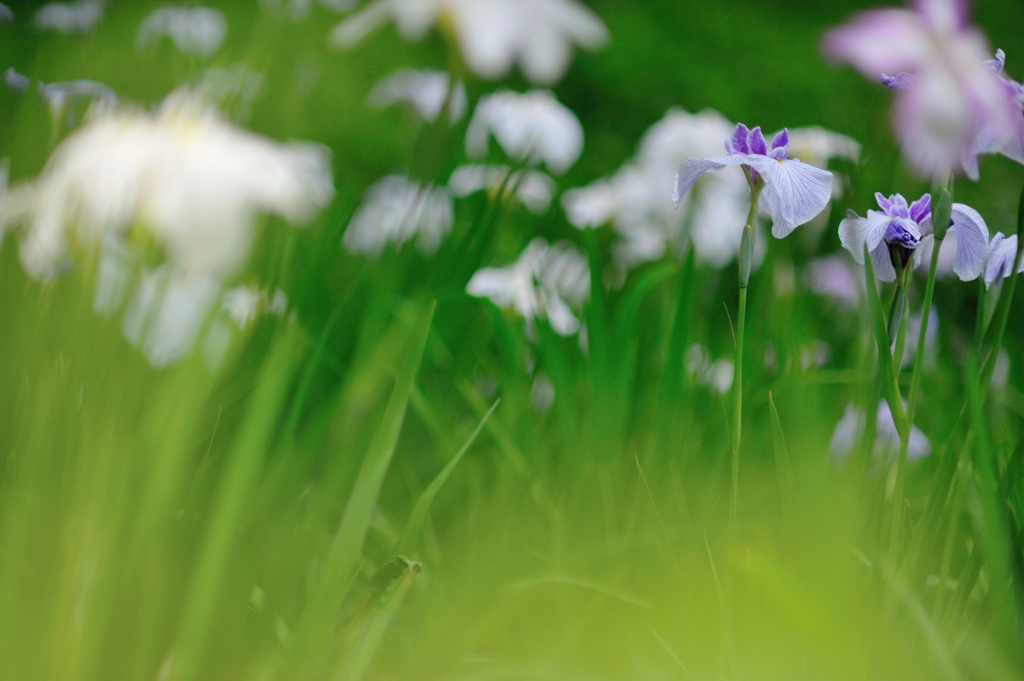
(2, 1), (1024, 680)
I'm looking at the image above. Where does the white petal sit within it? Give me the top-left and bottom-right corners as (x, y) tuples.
(948, 203), (989, 281)
(328, 0), (392, 48)
(984, 233), (1019, 289)
(672, 154), (748, 208)
(745, 156), (833, 238)
(838, 214), (889, 265)
(869, 241), (896, 282)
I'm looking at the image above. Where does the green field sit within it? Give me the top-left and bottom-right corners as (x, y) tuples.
(2, 1), (1024, 679)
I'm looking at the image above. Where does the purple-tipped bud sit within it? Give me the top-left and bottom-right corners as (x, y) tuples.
(769, 128), (789, 159)
(725, 123), (750, 154)
(909, 193), (931, 224)
(747, 126), (768, 156)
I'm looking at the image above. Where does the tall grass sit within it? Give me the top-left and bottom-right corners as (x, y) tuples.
(2, 1), (1024, 680)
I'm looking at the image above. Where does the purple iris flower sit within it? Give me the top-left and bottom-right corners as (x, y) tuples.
(672, 123), (833, 238)
(883, 49), (1024, 178)
(824, 0), (1019, 179)
(839, 191), (989, 282)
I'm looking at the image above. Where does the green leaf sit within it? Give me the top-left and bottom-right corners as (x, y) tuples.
(862, 244), (908, 441)
(301, 300), (435, 647)
(167, 326), (304, 681)
(389, 398), (499, 559)
(335, 562), (421, 681)
(768, 392), (795, 518)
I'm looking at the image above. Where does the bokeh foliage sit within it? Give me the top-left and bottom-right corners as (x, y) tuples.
(2, 1), (1024, 679)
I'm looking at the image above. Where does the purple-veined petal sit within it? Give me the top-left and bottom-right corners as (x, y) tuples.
(874, 192), (892, 212)
(984, 232), (1020, 288)
(887, 215), (921, 241)
(726, 123), (750, 154)
(747, 126), (768, 156)
(882, 72), (917, 89)
(771, 128), (789, 152)
(946, 203), (989, 280)
(889, 193), (910, 217)
(745, 156), (833, 237)
(672, 154), (749, 208)
(909, 193), (931, 223)
(768, 129), (788, 160)
(838, 213), (891, 264)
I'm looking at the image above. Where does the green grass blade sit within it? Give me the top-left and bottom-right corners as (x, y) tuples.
(302, 300), (435, 642)
(768, 392), (795, 519)
(614, 264), (676, 349)
(966, 353), (1021, 659)
(389, 398), (499, 559)
(862, 244), (908, 440)
(336, 564), (421, 681)
(166, 326), (304, 681)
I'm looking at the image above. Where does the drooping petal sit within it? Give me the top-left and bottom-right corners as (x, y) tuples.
(838, 212), (891, 264)
(946, 203), (989, 280)
(672, 154), (748, 208)
(984, 232), (1020, 289)
(745, 156), (833, 237)
(870, 240), (897, 282)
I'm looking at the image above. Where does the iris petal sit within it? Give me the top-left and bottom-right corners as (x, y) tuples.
(947, 203), (989, 281)
(672, 154), (748, 208)
(984, 233), (1020, 289)
(745, 156), (834, 237)
(838, 213), (891, 264)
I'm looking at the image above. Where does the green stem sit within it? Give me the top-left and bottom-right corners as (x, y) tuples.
(907, 242), (941, 422)
(730, 186), (761, 530)
(974, 279), (988, 359)
(932, 453), (967, 622)
(908, 173), (951, 424)
(731, 286), (746, 527)
(980, 182), (1024, 393)
(887, 290), (910, 573)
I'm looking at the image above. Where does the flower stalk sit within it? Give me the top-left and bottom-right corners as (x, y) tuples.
(730, 179), (762, 528)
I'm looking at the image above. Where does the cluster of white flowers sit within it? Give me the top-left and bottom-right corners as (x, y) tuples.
(346, 88), (578, 257)
(562, 108), (860, 270)
(685, 344), (735, 394)
(34, 0), (104, 34)
(343, 175), (453, 257)
(367, 68), (467, 124)
(828, 400), (931, 468)
(448, 165), (555, 214)
(5, 100), (333, 280)
(466, 90), (584, 174)
(1, 88), (334, 366)
(330, 0), (608, 85)
(467, 238), (589, 337)
(260, 0), (356, 21)
(137, 5), (227, 58)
